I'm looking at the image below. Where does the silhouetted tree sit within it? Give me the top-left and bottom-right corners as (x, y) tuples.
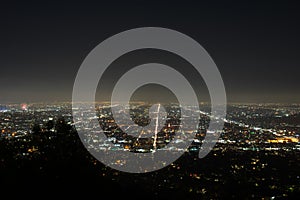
(46, 120), (54, 131)
(55, 117), (71, 134)
(32, 123), (41, 134)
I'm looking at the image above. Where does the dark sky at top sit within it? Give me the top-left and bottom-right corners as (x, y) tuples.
(0, 1), (300, 103)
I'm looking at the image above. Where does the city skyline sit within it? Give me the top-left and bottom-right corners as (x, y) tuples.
(1, 2), (299, 198)
(0, 101), (299, 198)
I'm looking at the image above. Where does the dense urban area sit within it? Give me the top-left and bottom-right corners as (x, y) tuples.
(0, 102), (299, 199)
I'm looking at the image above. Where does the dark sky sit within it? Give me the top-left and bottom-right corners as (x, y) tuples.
(1, 1), (300, 103)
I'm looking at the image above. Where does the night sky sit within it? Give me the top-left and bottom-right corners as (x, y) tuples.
(1, 1), (300, 103)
